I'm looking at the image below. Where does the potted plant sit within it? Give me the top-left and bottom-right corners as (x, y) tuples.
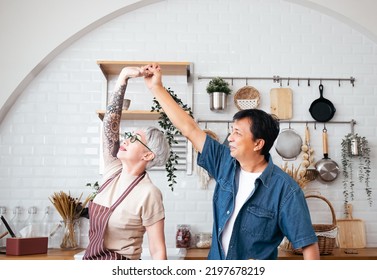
(341, 133), (372, 208)
(151, 87), (193, 191)
(206, 77), (232, 111)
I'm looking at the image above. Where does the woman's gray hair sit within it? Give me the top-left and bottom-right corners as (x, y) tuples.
(143, 126), (170, 170)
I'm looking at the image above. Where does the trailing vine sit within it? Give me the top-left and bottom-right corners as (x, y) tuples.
(341, 133), (372, 208)
(151, 87), (193, 191)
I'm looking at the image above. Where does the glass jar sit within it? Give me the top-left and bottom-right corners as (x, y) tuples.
(60, 219), (80, 250)
(176, 224), (191, 248)
(195, 232), (212, 248)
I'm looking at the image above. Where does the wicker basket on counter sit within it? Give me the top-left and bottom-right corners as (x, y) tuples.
(281, 194), (337, 255)
(233, 86), (260, 110)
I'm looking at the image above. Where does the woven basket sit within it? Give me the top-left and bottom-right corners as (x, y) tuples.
(234, 86), (260, 110)
(290, 194), (337, 255)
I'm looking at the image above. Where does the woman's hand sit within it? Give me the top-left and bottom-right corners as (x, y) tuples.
(116, 67), (145, 87)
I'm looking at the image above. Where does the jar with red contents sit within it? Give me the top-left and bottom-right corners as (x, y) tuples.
(176, 224), (191, 248)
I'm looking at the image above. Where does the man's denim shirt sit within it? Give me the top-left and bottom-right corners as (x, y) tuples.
(197, 135), (318, 260)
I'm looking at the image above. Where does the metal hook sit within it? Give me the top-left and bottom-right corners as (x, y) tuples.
(280, 79), (282, 87)
(297, 78), (300, 86)
(246, 78), (248, 85)
(351, 76), (355, 87)
(350, 122), (354, 134)
(287, 77), (290, 86)
(338, 79), (341, 87)
(308, 79), (310, 87)
(231, 78), (234, 86)
(323, 123), (327, 131)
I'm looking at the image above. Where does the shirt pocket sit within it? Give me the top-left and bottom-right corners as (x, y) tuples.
(241, 205), (275, 237)
(213, 178), (233, 209)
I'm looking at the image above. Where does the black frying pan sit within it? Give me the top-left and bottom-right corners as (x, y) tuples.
(309, 84), (336, 122)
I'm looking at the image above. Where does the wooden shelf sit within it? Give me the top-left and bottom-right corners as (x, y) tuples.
(97, 60), (191, 78)
(96, 110), (160, 121)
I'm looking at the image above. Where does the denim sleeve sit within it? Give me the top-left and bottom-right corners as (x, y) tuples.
(279, 189), (318, 249)
(197, 135), (230, 180)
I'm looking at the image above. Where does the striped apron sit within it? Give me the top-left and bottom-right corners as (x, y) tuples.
(83, 171), (146, 260)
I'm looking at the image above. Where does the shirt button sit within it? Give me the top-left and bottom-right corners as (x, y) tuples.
(218, 227), (221, 232)
(226, 210), (230, 215)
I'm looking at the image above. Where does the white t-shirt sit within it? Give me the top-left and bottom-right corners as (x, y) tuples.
(221, 169), (261, 256)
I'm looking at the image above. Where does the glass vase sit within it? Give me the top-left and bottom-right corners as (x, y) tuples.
(60, 219), (80, 250)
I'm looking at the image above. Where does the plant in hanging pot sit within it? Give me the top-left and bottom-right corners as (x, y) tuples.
(206, 77), (232, 111)
(341, 133), (372, 209)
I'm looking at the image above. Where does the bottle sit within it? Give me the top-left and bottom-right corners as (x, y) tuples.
(41, 206), (61, 248)
(0, 206), (7, 248)
(20, 206), (39, 237)
(9, 206), (25, 237)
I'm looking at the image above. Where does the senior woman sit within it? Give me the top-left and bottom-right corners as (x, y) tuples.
(83, 67), (170, 260)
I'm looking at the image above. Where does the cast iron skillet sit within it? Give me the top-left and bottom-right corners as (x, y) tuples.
(309, 84), (336, 122)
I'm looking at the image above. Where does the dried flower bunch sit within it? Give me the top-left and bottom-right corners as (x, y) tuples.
(49, 191), (92, 249)
(281, 162), (311, 189)
(49, 191), (91, 221)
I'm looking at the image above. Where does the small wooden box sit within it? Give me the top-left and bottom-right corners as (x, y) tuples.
(6, 237), (48, 256)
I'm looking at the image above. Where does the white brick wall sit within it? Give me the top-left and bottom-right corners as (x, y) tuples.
(0, 0), (376, 248)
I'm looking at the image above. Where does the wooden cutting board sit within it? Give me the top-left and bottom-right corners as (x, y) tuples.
(270, 88), (293, 119)
(337, 204), (366, 248)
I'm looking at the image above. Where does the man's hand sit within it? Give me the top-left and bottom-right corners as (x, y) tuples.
(143, 64), (164, 91)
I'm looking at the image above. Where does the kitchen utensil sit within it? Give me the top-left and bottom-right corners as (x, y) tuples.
(122, 98), (131, 110)
(309, 84), (336, 122)
(0, 231), (8, 240)
(270, 88), (293, 119)
(196, 129), (219, 189)
(315, 128), (339, 182)
(303, 125), (318, 181)
(337, 204), (366, 249)
(275, 126), (302, 160)
(223, 123), (231, 146)
(1, 215), (16, 237)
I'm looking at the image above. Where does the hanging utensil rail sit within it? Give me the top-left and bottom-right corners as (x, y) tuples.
(197, 119), (356, 133)
(198, 75), (356, 87)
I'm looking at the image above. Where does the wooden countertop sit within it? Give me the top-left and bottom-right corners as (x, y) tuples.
(0, 248), (84, 260)
(185, 248), (377, 260)
(1, 247), (376, 260)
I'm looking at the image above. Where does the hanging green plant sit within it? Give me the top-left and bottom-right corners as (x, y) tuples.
(341, 133), (372, 208)
(151, 87), (193, 191)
